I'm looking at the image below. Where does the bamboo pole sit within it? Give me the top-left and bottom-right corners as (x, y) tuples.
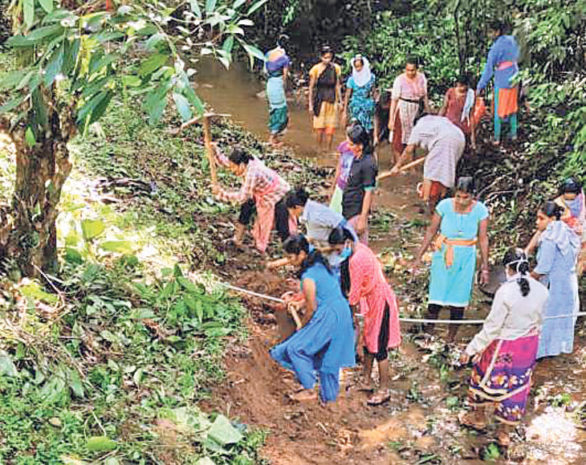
(377, 156), (426, 182)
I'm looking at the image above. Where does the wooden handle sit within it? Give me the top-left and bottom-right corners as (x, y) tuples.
(377, 157), (425, 182)
(287, 303), (303, 330)
(202, 115), (217, 184)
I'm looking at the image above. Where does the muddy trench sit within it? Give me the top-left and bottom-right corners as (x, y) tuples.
(197, 61), (586, 464)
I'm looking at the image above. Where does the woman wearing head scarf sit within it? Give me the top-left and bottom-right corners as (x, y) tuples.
(530, 201), (581, 359)
(460, 249), (549, 446)
(308, 46), (342, 151)
(270, 235), (355, 404)
(265, 36), (291, 147)
(554, 177), (586, 276)
(413, 177), (490, 342)
(342, 55), (376, 132)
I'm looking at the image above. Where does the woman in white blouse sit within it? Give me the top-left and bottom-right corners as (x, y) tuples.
(459, 249), (549, 446)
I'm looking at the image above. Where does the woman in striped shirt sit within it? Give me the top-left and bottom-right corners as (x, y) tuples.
(212, 146), (293, 253)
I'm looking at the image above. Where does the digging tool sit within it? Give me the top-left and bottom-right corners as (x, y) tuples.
(376, 156), (426, 182)
(287, 302), (303, 330)
(169, 112), (231, 184)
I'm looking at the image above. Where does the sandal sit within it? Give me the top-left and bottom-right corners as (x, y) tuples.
(367, 389), (391, 406)
(458, 411), (487, 430)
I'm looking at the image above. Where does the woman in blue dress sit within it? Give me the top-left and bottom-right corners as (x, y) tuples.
(413, 177), (490, 341)
(342, 55), (376, 132)
(530, 201), (581, 358)
(270, 235), (355, 403)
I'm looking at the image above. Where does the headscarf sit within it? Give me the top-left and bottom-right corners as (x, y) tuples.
(461, 89), (476, 123)
(351, 55), (372, 88)
(540, 220), (581, 257)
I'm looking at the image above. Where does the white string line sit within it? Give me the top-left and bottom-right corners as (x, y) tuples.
(218, 282), (586, 325)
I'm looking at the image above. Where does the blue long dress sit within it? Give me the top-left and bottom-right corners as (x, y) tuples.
(535, 222), (580, 359)
(270, 261), (355, 403)
(429, 199), (489, 307)
(347, 75), (376, 131)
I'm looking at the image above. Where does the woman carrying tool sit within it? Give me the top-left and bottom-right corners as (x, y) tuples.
(459, 248), (549, 446)
(413, 177), (490, 342)
(328, 227), (401, 405)
(530, 201), (580, 359)
(211, 145), (293, 253)
(270, 235), (355, 403)
(384, 111), (466, 214)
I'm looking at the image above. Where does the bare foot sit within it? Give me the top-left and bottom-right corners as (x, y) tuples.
(497, 430), (511, 447)
(458, 410), (487, 430)
(367, 388), (391, 406)
(289, 389), (317, 402)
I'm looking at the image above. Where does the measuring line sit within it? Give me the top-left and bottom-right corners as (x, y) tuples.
(217, 282), (586, 325)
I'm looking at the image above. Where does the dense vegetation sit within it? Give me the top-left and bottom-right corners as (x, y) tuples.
(0, 1), (584, 463)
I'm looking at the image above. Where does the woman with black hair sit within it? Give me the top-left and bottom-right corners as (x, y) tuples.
(270, 235), (355, 403)
(554, 177), (585, 275)
(342, 124), (378, 244)
(460, 249), (548, 446)
(285, 187), (357, 245)
(388, 56), (431, 163)
(373, 90), (391, 147)
(328, 226), (401, 405)
(308, 46), (342, 151)
(212, 145), (293, 253)
(530, 201), (580, 359)
(414, 177), (490, 342)
(438, 74), (478, 149)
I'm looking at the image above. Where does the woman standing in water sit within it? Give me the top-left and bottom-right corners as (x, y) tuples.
(308, 46), (342, 151)
(413, 177), (490, 342)
(342, 55), (376, 132)
(265, 37), (291, 147)
(388, 57), (431, 164)
(270, 235), (355, 403)
(460, 249), (549, 446)
(328, 227), (401, 406)
(530, 201), (580, 359)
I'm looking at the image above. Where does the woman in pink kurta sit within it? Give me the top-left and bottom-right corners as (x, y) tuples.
(329, 227), (401, 405)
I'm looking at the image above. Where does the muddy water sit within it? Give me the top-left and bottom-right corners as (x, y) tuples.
(195, 58), (422, 252)
(198, 60), (586, 465)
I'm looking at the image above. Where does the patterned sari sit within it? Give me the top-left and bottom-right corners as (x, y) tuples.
(468, 330), (539, 425)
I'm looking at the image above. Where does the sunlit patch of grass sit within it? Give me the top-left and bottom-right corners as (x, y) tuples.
(0, 132), (15, 203)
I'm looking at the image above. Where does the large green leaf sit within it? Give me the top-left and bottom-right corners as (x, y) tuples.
(44, 42), (65, 86)
(183, 84), (205, 115)
(205, 0), (217, 13)
(81, 219), (105, 240)
(139, 54), (169, 76)
(0, 70), (26, 90)
(86, 436), (117, 452)
(0, 97), (25, 115)
(222, 35), (234, 54)
(246, 0), (268, 16)
(173, 92), (192, 121)
(23, 0), (35, 29)
(233, 0), (247, 9)
(62, 38), (81, 76)
(207, 415), (243, 446)
(87, 90), (113, 126)
(189, 0), (202, 18)
(39, 0), (54, 13)
(77, 91), (108, 124)
(25, 24), (63, 42)
(100, 241), (134, 254)
(0, 351), (19, 377)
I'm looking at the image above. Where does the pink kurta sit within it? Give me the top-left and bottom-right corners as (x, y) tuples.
(347, 243), (401, 353)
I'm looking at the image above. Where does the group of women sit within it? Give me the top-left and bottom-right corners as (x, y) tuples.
(207, 21), (584, 447)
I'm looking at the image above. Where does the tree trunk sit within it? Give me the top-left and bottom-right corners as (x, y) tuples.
(0, 104), (75, 278)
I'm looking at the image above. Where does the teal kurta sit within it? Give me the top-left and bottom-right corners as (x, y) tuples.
(429, 199), (489, 307)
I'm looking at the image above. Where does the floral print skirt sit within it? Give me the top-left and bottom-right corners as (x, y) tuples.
(468, 331), (539, 425)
